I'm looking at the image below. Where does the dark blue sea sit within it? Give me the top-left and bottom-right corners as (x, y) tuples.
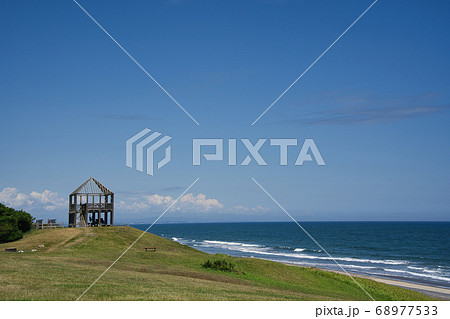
(132, 222), (450, 289)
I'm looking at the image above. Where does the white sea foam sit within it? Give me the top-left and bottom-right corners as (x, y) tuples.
(277, 259), (450, 283)
(343, 264), (378, 270)
(407, 266), (424, 270)
(172, 237), (450, 285)
(424, 269), (442, 274)
(199, 239), (408, 265)
(384, 269), (403, 273)
(407, 266), (442, 274)
(203, 240), (261, 248)
(384, 268), (450, 282)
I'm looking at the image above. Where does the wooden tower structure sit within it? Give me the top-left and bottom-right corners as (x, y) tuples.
(68, 177), (114, 227)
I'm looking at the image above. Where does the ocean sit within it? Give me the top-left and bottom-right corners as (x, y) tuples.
(132, 222), (450, 289)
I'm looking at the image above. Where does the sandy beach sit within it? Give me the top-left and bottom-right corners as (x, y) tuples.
(293, 263), (450, 300)
(279, 260), (450, 300)
(351, 273), (450, 300)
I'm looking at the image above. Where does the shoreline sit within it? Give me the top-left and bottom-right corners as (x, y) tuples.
(139, 226), (450, 300)
(280, 261), (450, 300)
(1, 226), (441, 301)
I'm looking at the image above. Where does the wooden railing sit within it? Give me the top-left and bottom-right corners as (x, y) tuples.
(69, 203), (113, 211)
(35, 222), (65, 229)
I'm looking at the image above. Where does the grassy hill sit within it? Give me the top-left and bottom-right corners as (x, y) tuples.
(0, 226), (435, 301)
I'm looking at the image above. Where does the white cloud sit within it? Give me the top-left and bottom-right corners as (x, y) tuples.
(117, 192), (272, 215)
(30, 190), (67, 211)
(0, 187), (67, 212)
(1, 187), (270, 217)
(118, 193), (224, 213)
(177, 193), (223, 212)
(0, 187), (29, 207)
(143, 194), (173, 207)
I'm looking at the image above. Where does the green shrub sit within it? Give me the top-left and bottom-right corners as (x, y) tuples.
(202, 259), (241, 273)
(0, 203), (34, 243)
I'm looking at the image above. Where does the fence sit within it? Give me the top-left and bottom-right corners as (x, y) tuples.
(35, 219), (65, 230)
(34, 220), (128, 229)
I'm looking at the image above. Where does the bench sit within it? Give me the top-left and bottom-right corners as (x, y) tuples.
(144, 247), (156, 252)
(5, 248), (17, 252)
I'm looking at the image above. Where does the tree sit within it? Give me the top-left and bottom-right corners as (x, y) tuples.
(0, 203), (34, 243)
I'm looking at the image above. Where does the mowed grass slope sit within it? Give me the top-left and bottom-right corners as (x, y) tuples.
(0, 227), (434, 301)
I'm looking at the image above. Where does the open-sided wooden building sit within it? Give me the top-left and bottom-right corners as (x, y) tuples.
(68, 177), (114, 227)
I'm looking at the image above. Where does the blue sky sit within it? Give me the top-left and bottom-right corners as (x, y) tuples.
(1, 0), (449, 223)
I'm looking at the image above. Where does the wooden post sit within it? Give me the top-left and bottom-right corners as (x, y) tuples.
(99, 195), (102, 226)
(111, 193), (114, 226)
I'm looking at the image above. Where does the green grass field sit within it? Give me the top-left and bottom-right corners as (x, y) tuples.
(0, 227), (435, 301)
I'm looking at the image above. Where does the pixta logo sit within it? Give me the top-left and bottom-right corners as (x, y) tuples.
(126, 129), (325, 176)
(126, 128), (172, 176)
(193, 139), (325, 166)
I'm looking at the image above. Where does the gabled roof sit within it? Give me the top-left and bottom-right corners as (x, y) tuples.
(71, 177), (113, 195)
